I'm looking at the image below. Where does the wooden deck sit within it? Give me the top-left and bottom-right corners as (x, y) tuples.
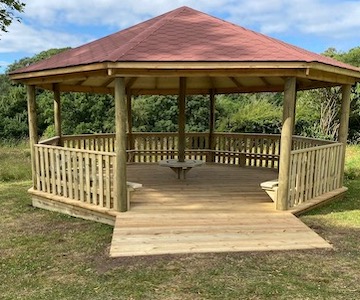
(110, 164), (332, 256)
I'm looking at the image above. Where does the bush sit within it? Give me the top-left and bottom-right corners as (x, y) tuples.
(218, 95), (281, 133)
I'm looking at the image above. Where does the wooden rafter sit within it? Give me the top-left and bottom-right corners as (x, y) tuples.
(259, 76), (271, 86)
(126, 77), (138, 90)
(101, 78), (115, 88)
(229, 76), (243, 88)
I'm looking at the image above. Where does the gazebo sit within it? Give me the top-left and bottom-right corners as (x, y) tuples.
(9, 7), (360, 254)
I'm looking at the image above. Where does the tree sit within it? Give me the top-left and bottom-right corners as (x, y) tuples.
(217, 94), (282, 133)
(0, 0), (25, 33)
(295, 46), (360, 141)
(0, 48), (69, 141)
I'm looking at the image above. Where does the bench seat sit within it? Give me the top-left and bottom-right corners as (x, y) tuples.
(260, 179), (278, 202)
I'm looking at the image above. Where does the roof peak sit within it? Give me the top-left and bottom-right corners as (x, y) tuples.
(10, 6), (360, 74)
(107, 6), (190, 60)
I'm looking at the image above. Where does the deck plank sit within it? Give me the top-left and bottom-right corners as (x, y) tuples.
(110, 164), (331, 257)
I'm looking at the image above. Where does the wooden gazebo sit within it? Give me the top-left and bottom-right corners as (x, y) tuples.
(10, 6), (360, 226)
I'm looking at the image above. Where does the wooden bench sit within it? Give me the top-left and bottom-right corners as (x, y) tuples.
(260, 179), (278, 202)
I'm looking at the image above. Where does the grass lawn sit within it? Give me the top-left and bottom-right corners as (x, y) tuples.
(0, 144), (359, 299)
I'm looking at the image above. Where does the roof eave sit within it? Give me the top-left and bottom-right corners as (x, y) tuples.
(9, 61), (360, 86)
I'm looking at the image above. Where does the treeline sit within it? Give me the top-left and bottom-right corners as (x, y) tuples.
(1, 47), (360, 142)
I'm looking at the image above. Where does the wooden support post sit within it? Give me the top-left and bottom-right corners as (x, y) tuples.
(27, 85), (39, 189)
(277, 77), (297, 210)
(292, 93), (297, 134)
(338, 84), (352, 186)
(208, 90), (216, 162)
(126, 93), (134, 155)
(178, 77), (187, 162)
(53, 83), (62, 145)
(114, 77), (128, 212)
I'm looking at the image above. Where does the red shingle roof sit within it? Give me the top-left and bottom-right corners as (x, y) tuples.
(11, 6), (359, 74)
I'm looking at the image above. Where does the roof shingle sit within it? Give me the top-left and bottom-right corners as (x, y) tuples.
(11, 6), (359, 74)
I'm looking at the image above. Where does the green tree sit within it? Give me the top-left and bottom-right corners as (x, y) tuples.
(132, 95), (213, 133)
(0, 0), (25, 33)
(0, 48), (69, 140)
(294, 47), (360, 141)
(217, 94), (282, 133)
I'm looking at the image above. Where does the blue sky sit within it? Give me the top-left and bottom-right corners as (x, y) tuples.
(1, 0), (360, 73)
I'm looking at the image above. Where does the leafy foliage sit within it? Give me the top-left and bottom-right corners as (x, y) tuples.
(0, 0), (25, 33)
(132, 95), (212, 132)
(217, 94), (282, 133)
(1, 46), (360, 142)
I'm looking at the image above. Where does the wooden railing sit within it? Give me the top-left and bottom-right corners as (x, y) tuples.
(35, 132), (344, 211)
(34, 144), (116, 210)
(212, 133), (280, 168)
(56, 133), (339, 170)
(288, 143), (343, 208)
(128, 132), (281, 168)
(59, 132), (282, 168)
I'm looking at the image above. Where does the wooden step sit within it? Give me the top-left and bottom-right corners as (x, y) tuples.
(110, 211), (332, 257)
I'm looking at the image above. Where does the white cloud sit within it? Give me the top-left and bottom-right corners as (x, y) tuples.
(0, 21), (89, 53)
(23, 0), (218, 28)
(226, 0), (360, 39)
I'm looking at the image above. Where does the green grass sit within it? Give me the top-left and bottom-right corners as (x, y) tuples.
(0, 141), (32, 182)
(0, 144), (359, 299)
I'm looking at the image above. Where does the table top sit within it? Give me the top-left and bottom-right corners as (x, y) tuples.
(158, 159), (205, 168)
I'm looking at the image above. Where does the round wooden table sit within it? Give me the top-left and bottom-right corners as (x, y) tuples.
(158, 159), (205, 179)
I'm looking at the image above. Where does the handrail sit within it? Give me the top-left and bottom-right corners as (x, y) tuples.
(39, 136), (60, 145)
(35, 143), (116, 156)
(291, 142), (342, 155)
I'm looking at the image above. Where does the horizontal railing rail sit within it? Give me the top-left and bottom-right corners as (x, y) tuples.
(39, 136), (61, 146)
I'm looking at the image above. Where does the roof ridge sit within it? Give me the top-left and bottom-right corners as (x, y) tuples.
(108, 6), (188, 61)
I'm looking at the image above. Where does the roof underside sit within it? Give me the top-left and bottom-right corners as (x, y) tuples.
(9, 6), (360, 95)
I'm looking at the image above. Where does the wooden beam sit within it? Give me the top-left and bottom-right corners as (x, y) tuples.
(126, 77), (138, 90)
(338, 84), (352, 186)
(129, 84), (287, 96)
(53, 83), (62, 145)
(9, 63), (110, 81)
(101, 78), (114, 88)
(39, 80), (340, 96)
(114, 77), (128, 212)
(178, 77), (187, 162)
(259, 76), (271, 86)
(208, 90), (216, 162)
(229, 76), (243, 88)
(73, 79), (87, 86)
(277, 77), (297, 210)
(305, 69), (356, 85)
(207, 76), (216, 89)
(27, 85), (39, 188)
(10, 61), (359, 83)
(52, 84), (113, 95)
